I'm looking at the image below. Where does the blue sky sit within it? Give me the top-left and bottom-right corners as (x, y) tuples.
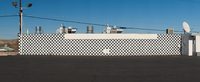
(0, 0), (200, 39)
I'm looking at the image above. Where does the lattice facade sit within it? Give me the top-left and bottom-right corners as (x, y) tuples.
(19, 34), (182, 56)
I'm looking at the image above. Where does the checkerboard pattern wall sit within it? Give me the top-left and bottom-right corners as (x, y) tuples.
(19, 34), (182, 56)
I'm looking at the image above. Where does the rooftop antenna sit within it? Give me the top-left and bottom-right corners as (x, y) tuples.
(182, 21), (191, 34)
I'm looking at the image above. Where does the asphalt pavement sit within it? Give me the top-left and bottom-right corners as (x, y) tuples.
(0, 56), (200, 82)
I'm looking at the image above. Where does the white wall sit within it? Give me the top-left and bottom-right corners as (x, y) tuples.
(189, 40), (193, 56)
(195, 36), (200, 56)
(196, 36), (200, 52)
(64, 34), (158, 40)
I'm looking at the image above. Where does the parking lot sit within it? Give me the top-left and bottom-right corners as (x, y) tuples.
(0, 56), (200, 82)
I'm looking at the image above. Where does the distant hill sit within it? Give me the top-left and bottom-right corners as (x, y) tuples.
(0, 39), (19, 51)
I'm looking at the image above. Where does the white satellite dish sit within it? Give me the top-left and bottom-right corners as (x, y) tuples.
(182, 21), (191, 33)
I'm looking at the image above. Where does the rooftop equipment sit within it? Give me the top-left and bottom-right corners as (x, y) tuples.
(35, 26), (43, 34)
(56, 24), (76, 34)
(183, 21), (191, 33)
(104, 25), (123, 34)
(87, 25), (94, 33)
(67, 27), (77, 33)
(56, 24), (66, 34)
(104, 25), (112, 33)
(166, 28), (174, 34)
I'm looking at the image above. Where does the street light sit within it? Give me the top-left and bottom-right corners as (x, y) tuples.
(12, 0), (32, 36)
(12, 0), (32, 55)
(12, 2), (18, 8)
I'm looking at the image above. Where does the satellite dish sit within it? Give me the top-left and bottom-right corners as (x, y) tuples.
(182, 21), (191, 33)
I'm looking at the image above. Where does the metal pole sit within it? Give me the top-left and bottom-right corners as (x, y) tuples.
(19, 0), (23, 55)
(19, 0), (23, 35)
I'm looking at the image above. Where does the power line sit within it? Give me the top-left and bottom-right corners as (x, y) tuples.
(0, 15), (18, 17)
(119, 27), (166, 32)
(24, 15), (174, 32)
(0, 14), (184, 32)
(0, 14), (182, 32)
(24, 15), (106, 27)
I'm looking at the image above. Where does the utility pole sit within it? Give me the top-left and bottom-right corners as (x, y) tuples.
(19, 0), (23, 35)
(12, 0), (32, 36)
(12, 0), (32, 55)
